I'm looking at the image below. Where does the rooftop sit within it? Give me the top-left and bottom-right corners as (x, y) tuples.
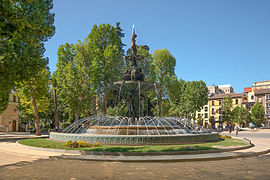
(254, 88), (270, 95)
(209, 93), (244, 100)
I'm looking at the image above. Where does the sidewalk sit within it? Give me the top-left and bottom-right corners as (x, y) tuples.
(0, 135), (78, 166)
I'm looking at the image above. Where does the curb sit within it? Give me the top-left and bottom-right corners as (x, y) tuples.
(52, 148), (270, 163)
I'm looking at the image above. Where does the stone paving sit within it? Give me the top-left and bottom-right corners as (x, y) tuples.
(0, 155), (270, 180)
(0, 129), (269, 179)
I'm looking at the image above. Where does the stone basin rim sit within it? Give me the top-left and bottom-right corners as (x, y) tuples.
(50, 132), (219, 137)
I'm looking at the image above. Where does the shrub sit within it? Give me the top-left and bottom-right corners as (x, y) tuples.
(219, 135), (232, 139)
(94, 142), (100, 147)
(77, 141), (89, 147)
(65, 140), (73, 147)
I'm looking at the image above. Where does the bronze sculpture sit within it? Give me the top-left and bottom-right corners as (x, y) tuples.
(123, 25), (145, 81)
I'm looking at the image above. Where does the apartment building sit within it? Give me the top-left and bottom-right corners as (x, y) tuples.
(254, 89), (270, 127)
(196, 84), (234, 127)
(209, 93), (243, 128)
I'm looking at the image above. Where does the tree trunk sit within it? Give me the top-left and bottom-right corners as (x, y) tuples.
(158, 88), (162, 116)
(75, 111), (80, 121)
(75, 92), (83, 121)
(93, 97), (97, 116)
(53, 87), (59, 130)
(32, 95), (41, 136)
(103, 92), (107, 115)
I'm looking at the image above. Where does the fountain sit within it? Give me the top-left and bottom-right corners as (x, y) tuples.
(50, 26), (219, 145)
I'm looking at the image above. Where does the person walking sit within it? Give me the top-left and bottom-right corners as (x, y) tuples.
(228, 124), (232, 134)
(235, 125), (240, 136)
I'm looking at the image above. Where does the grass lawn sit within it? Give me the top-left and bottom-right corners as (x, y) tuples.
(18, 137), (248, 153)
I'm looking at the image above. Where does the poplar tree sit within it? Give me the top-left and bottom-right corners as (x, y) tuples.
(84, 24), (123, 115)
(251, 102), (266, 126)
(150, 49), (176, 116)
(17, 68), (50, 136)
(0, 0), (55, 113)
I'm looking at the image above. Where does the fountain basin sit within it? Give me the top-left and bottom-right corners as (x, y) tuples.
(86, 125), (192, 135)
(49, 132), (219, 145)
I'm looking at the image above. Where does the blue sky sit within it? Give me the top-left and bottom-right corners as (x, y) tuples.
(44, 0), (270, 93)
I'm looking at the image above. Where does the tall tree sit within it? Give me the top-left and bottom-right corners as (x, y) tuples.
(17, 68), (50, 136)
(221, 96), (233, 122)
(167, 76), (186, 116)
(84, 23), (123, 115)
(182, 81), (208, 119)
(251, 102), (266, 126)
(52, 80), (59, 130)
(232, 106), (251, 127)
(53, 42), (94, 122)
(150, 49), (176, 116)
(115, 22), (125, 55)
(0, 0), (55, 113)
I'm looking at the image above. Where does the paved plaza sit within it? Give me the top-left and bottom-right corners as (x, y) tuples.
(0, 129), (269, 180)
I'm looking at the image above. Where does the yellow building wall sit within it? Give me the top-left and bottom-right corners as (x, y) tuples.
(0, 93), (19, 132)
(209, 98), (242, 127)
(247, 91), (255, 102)
(195, 102), (209, 126)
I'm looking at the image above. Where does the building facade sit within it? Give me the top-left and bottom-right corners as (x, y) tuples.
(196, 84), (234, 127)
(209, 93), (243, 128)
(254, 89), (270, 128)
(195, 103), (209, 126)
(0, 91), (19, 132)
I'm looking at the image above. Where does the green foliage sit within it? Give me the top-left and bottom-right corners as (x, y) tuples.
(115, 22), (125, 55)
(17, 68), (50, 135)
(0, 0), (55, 113)
(182, 81), (208, 118)
(53, 23), (125, 121)
(197, 115), (203, 126)
(150, 49), (176, 115)
(209, 116), (215, 128)
(251, 102), (266, 126)
(221, 96), (233, 122)
(106, 103), (128, 117)
(53, 42), (94, 122)
(232, 106), (251, 126)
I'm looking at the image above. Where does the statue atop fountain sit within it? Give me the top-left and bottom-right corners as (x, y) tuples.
(123, 25), (145, 81)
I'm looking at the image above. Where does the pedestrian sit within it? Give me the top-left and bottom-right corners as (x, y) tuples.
(235, 125), (240, 136)
(228, 124), (232, 134)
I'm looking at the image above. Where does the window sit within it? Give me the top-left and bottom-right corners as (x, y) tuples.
(212, 101), (214, 106)
(266, 103), (270, 108)
(13, 95), (16, 102)
(267, 111), (270, 116)
(235, 99), (239, 104)
(205, 107), (208, 111)
(266, 94), (270, 100)
(211, 108), (215, 114)
(205, 113), (208, 118)
(198, 113), (201, 117)
(219, 107), (222, 114)
(251, 95), (254, 100)
(219, 100), (222, 105)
